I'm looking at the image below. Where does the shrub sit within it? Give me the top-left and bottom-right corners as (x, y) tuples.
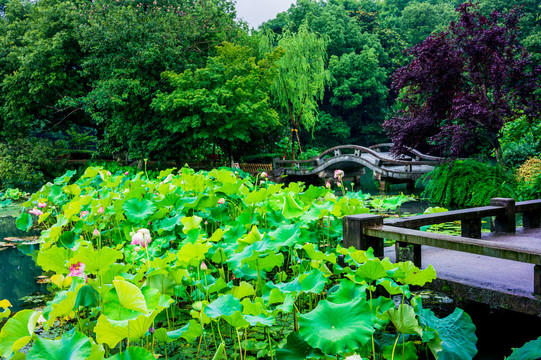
(420, 159), (516, 207)
(515, 157), (541, 200)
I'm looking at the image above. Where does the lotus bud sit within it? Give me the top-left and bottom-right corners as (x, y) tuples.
(93, 228), (100, 237)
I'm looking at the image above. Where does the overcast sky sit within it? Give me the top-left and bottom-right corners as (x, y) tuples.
(235, 0), (296, 28)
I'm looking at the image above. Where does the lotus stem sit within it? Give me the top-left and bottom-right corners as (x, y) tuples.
(236, 329), (243, 360)
(391, 333), (400, 360)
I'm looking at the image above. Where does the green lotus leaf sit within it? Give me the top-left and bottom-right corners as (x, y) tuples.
(282, 194), (304, 219)
(415, 299), (477, 360)
(388, 304), (423, 336)
(63, 184), (81, 197)
(394, 262), (437, 286)
(47, 285), (83, 326)
(37, 245), (70, 274)
(0, 309), (41, 358)
(240, 298), (268, 316)
(63, 199), (82, 220)
(95, 309), (162, 348)
(298, 298), (376, 355)
(177, 241), (211, 267)
(15, 212), (33, 231)
(298, 185), (328, 204)
(69, 246), (123, 276)
(383, 340), (418, 360)
(74, 285), (100, 309)
(156, 214), (182, 233)
(244, 314), (275, 327)
(237, 226), (263, 250)
(327, 279), (367, 304)
(113, 279), (148, 313)
(224, 311), (250, 328)
(58, 231), (78, 249)
(244, 188), (268, 205)
(54, 170), (77, 185)
(377, 279), (410, 296)
(242, 251), (284, 272)
(106, 346), (155, 360)
(27, 331), (91, 360)
(181, 215), (203, 234)
(231, 281), (255, 299)
(147, 272), (176, 296)
(298, 269), (327, 294)
(153, 320), (202, 343)
(355, 258), (389, 283)
(122, 198), (156, 223)
(276, 332), (324, 360)
(302, 243), (336, 264)
(507, 336), (541, 360)
(268, 224), (303, 249)
(299, 202), (332, 223)
(204, 294), (242, 319)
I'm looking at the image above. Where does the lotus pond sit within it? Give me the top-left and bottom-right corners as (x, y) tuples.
(0, 166), (536, 359)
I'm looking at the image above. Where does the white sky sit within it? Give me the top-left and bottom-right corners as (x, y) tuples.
(235, 0), (296, 28)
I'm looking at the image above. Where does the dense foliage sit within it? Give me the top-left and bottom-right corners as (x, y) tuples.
(384, 2), (541, 160)
(0, 167), (480, 359)
(420, 159), (516, 207)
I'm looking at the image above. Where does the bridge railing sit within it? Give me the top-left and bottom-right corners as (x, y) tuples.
(343, 198), (541, 295)
(273, 144), (443, 171)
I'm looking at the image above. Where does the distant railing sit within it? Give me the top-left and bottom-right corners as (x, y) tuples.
(343, 198), (541, 295)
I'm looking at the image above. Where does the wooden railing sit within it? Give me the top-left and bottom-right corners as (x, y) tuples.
(343, 198), (541, 295)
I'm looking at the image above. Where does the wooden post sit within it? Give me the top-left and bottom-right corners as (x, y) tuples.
(523, 209), (541, 229)
(395, 242), (422, 267)
(461, 218), (482, 239)
(535, 265), (541, 296)
(490, 198), (516, 233)
(343, 214), (384, 258)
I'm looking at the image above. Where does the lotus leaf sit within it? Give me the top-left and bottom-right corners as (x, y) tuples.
(507, 336), (541, 360)
(388, 304), (423, 336)
(154, 320), (202, 343)
(70, 246), (123, 276)
(282, 194), (304, 219)
(382, 339), (418, 360)
(0, 309), (41, 358)
(326, 279), (367, 304)
(37, 246), (70, 274)
(106, 346), (155, 360)
(122, 198), (156, 223)
(27, 331), (92, 360)
(94, 308), (163, 348)
(276, 332), (324, 360)
(298, 298), (376, 355)
(113, 279), (148, 313)
(416, 299), (477, 360)
(0, 299), (11, 320)
(15, 212), (33, 231)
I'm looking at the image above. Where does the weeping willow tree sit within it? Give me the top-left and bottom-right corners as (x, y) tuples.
(263, 24), (330, 160)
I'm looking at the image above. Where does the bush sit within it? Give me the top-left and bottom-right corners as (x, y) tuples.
(515, 157), (541, 200)
(420, 159), (516, 207)
(0, 138), (69, 191)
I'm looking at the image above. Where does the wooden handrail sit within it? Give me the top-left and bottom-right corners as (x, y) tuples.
(343, 198), (541, 295)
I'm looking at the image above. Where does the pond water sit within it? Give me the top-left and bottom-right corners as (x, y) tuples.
(0, 210), (47, 313)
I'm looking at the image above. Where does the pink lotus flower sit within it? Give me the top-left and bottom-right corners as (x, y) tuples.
(38, 202), (47, 208)
(68, 262), (87, 281)
(201, 262), (208, 271)
(97, 206), (105, 214)
(106, 171), (112, 176)
(29, 208), (43, 216)
(217, 198), (225, 205)
(337, 182), (342, 187)
(260, 172), (268, 178)
(93, 228), (100, 237)
(124, 171), (129, 176)
(80, 211), (89, 218)
(131, 228), (152, 248)
(325, 181), (331, 188)
(334, 170), (344, 179)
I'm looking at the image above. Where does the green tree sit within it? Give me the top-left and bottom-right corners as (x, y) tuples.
(399, 2), (457, 46)
(64, 0), (242, 161)
(152, 42), (284, 162)
(265, 24), (330, 160)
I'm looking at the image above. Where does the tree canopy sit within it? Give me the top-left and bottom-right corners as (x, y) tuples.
(383, 2), (541, 160)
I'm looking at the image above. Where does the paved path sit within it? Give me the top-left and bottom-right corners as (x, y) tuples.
(384, 227), (541, 316)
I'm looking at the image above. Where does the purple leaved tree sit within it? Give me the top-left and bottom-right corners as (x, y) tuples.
(383, 1), (541, 162)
